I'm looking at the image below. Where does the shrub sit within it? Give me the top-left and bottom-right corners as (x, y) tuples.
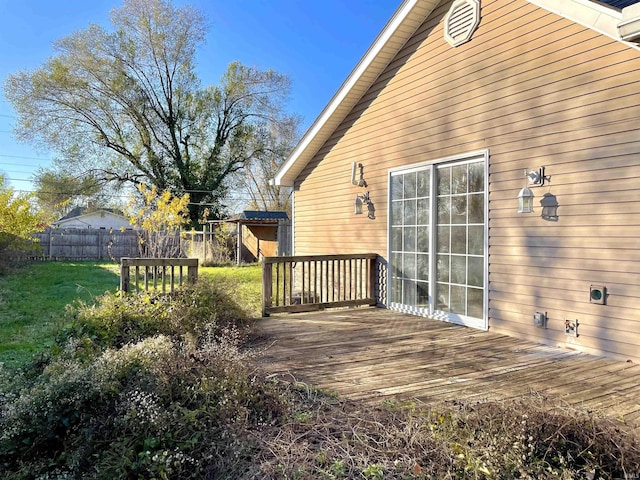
(257, 392), (640, 479)
(0, 175), (45, 274)
(445, 399), (640, 479)
(0, 277), (282, 479)
(59, 278), (251, 349)
(0, 332), (287, 479)
(124, 183), (190, 258)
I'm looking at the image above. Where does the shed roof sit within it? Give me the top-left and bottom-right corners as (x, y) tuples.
(219, 211), (290, 225)
(238, 211), (289, 221)
(273, 0), (640, 187)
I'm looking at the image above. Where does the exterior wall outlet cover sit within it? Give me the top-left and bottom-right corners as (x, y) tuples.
(533, 311), (547, 328)
(565, 319), (579, 337)
(590, 285), (606, 304)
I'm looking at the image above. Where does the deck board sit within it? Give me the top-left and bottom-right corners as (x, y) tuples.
(256, 308), (640, 428)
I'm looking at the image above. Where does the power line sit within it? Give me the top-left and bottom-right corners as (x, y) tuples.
(11, 187), (257, 201)
(0, 162), (42, 168)
(0, 153), (53, 161)
(3, 177), (34, 182)
(1, 169), (41, 175)
(13, 190), (131, 198)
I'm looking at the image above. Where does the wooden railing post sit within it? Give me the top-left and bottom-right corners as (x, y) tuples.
(120, 257), (131, 293)
(368, 255), (377, 306)
(188, 263), (198, 285)
(262, 259), (273, 317)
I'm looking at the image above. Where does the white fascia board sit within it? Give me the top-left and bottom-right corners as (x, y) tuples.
(619, 3), (640, 42)
(273, 0), (437, 186)
(527, 0), (640, 51)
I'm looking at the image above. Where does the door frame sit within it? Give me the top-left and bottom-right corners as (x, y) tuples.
(386, 149), (489, 330)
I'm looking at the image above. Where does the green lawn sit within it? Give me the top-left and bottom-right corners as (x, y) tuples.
(0, 261), (263, 368)
(0, 261), (121, 367)
(200, 264), (262, 316)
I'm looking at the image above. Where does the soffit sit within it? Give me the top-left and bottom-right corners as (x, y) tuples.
(527, 0), (625, 41)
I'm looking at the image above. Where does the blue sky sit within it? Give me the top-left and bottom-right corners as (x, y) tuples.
(0, 0), (398, 193)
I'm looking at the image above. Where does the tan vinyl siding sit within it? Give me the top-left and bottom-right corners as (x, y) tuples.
(293, 0), (640, 361)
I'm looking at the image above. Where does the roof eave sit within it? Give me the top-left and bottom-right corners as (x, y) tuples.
(618, 3), (640, 42)
(273, 0), (441, 187)
(528, 0), (640, 50)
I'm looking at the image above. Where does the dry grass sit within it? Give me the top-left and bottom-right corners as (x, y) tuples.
(255, 375), (640, 479)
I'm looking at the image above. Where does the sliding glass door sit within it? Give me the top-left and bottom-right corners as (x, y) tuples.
(389, 152), (487, 329)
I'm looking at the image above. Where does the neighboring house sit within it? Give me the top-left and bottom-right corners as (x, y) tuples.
(273, 0), (640, 362)
(226, 211), (290, 264)
(52, 207), (133, 230)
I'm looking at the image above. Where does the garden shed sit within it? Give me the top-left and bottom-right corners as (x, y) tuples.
(227, 210), (290, 264)
(272, 0), (640, 362)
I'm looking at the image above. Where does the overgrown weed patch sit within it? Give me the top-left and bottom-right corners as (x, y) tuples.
(258, 385), (640, 479)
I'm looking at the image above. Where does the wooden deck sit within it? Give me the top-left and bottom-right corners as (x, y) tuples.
(255, 307), (640, 427)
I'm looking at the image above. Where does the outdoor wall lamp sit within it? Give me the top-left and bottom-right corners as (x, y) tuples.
(354, 192), (370, 215)
(354, 192), (375, 219)
(518, 166), (551, 213)
(517, 186), (534, 213)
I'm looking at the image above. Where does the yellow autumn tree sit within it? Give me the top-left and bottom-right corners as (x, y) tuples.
(0, 175), (45, 268)
(125, 184), (190, 258)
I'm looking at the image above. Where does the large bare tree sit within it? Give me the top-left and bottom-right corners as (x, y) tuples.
(232, 115), (300, 216)
(4, 0), (293, 223)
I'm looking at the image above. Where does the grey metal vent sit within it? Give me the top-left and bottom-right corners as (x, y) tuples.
(444, 0), (481, 47)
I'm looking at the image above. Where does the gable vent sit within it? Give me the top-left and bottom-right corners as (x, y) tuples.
(444, 0), (481, 47)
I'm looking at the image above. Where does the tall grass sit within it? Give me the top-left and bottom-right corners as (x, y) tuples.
(0, 278), (272, 479)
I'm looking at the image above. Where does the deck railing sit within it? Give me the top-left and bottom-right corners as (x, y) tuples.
(262, 253), (378, 316)
(120, 258), (198, 294)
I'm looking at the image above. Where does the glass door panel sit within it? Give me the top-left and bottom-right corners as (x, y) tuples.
(389, 168), (430, 315)
(389, 155), (486, 329)
(434, 160), (485, 328)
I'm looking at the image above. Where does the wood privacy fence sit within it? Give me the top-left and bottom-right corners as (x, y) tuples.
(31, 225), (290, 263)
(120, 258), (199, 294)
(33, 228), (140, 260)
(32, 229), (208, 261)
(277, 220), (292, 256)
(262, 253), (378, 316)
